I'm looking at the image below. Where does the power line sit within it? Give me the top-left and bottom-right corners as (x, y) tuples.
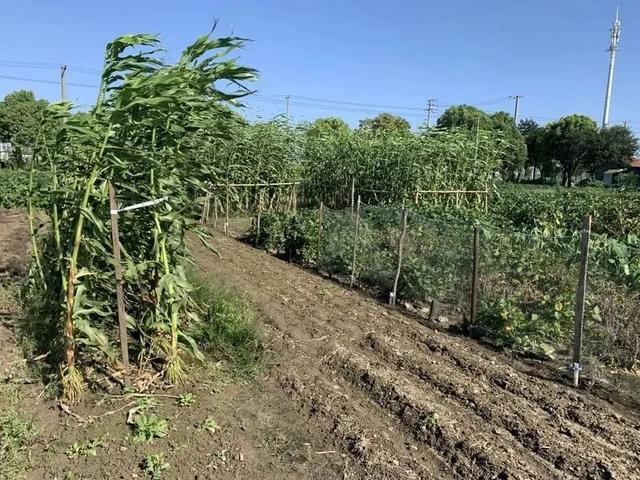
(0, 73), (98, 89)
(0, 60), (101, 76)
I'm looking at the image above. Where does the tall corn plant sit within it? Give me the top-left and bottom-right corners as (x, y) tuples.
(28, 30), (257, 401)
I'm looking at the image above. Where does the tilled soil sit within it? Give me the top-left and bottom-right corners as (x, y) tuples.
(189, 233), (640, 480)
(2, 208), (640, 479)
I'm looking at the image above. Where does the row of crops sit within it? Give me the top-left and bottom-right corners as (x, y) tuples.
(16, 31), (261, 402)
(243, 204), (640, 370)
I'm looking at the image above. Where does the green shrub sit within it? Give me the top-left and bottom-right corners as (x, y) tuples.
(0, 169), (50, 209)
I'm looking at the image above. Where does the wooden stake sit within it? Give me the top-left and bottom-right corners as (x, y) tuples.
(390, 207), (408, 305)
(350, 195), (361, 288)
(350, 176), (355, 213)
(316, 202), (324, 269)
(224, 184), (230, 235)
(256, 187), (262, 246)
(469, 225), (480, 328)
(572, 215), (592, 388)
(107, 182), (131, 389)
(428, 299), (437, 322)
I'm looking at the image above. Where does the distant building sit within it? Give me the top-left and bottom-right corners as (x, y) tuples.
(603, 168), (626, 186)
(628, 157), (640, 175)
(0, 143), (12, 165)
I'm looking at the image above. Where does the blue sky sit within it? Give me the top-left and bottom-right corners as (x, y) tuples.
(0, 1), (638, 133)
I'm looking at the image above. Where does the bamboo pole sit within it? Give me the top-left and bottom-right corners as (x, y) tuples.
(350, 195), (361, 288)
(108, 182), (131, 389)
(572, 216), (592, 388)
(390, 207), (408, 305)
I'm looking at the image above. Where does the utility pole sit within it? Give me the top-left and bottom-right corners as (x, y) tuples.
(60, 65), (67, 101)
(602, 8), (621, 128)
(426, 99), (436, 128)
(285, 94), (290, 118)
(510, 95), (522, 125)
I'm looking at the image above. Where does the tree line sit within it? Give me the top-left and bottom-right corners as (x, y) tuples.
(1, 89), (637, 187)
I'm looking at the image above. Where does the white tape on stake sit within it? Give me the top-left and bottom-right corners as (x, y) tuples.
(110, 196), (168, 215)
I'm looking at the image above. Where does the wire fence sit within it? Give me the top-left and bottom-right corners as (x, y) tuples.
(205, 198), (640, 383)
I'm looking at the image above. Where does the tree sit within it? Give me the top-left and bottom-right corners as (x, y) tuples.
(590, 125), (639, 175)
(436, 104), (493, 131)
(358, 113), (410, 133)
(306, 117), (350, 138)
(543, 115), (598, 187)
(518, 118), (549, 180)
(490, 111), (527, 177)
(0, 90), (48, 165)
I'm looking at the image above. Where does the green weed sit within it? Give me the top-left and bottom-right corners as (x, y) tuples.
(142, 453), (170, 479)
(133, 414), (169, 443)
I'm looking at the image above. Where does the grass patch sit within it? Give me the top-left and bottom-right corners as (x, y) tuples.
(0, 409), (37, 479)
(188, 270), (264, 379)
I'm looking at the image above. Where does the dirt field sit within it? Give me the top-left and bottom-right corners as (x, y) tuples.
(2, 210), (640, 479)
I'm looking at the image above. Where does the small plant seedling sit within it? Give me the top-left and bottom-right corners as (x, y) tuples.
(420, 412), (440, 431)
(66, 438), (103, 458)
(135, 397), (159, 411)
(176, 392), (196, 407)
(133, 414), (169, 442)
(198, 417), (220, 434)
(143, 453), (170, 479)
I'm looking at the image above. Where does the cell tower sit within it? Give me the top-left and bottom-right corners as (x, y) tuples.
(602, 8), (621, 128)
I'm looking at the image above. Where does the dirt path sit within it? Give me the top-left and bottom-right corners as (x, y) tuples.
(190, 233), (640, 480)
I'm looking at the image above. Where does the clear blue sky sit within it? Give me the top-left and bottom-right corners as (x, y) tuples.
(0, 1), (638, 133)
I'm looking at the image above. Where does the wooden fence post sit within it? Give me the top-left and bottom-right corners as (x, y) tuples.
(316, 202), (324, 269)
(224, 184), (230, 235)
(469, 225), (480, 328)
(572, 215), (592, 388)
(255, 187), (262, 246)
(390, 206), (408, 305)
(107, 182), (131, 389)
(350, 195), (361, 288)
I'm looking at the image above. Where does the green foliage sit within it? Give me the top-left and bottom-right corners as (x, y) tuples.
(133, 414), (169, 442)
(437, 105), (526, 178)
(436, 104), (493, 130)
(303, 127), (501, 208)
(188, 271), (263, 378)
(491, 183), (640, 237)
(24, 29), (257, 400)
(305, 117), (350, 139)
(65, 438), (103, 459)
(358, 112), (411, 133)
(490, 111), (527, 175)
(197, 417), (221, 434)
(142, 453), (170, 479)
(542, 115), (599, 186)
(0, 169), (50, 208)
(591, 125), (639, 174)
(176, 392), (196, 407)
(0, 410), (37, 478)
(0, 90), (49, 167)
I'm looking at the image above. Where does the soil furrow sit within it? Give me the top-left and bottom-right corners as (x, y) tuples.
(407, 329), (640, 452)
(364, 331), (640, 478)
(278, 370), (456, 480)
(327, 344), (565, 480)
